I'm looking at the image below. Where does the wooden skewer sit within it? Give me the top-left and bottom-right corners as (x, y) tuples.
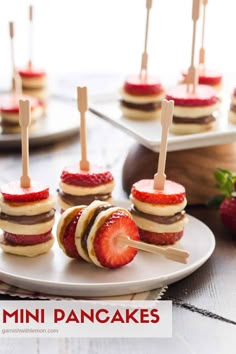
(186, 0), (201, 93)
(77, 87), (90, 171)
(19, 100), (31, 188)
(153, 99), (174, 190)
(9, 22), (22, 97)
(140, 0), (152, 79)
(117, 236), (189, 264)
(28, 5), (33, 69)
(199, 0), (208, 67)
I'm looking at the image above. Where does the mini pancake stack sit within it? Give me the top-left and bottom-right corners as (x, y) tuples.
(0, 181), (55, 257)
(18, 68), (48, 112)
(120, 75), (165, 120)
(166, 84), (220, 135)
(181, 69), (223, 92)
(58, 165), (115, 211)
(57, 200), (139, 268)
(130, 179), (187, 245)
(228, 88), (236, 124)
(0, 94), (43, 133)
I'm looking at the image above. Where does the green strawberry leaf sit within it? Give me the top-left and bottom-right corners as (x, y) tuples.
(207, 194), (225, 208)
(214, 170), (227, 185)
(218, 168), (233, 177)
(214, 168), (236, 197)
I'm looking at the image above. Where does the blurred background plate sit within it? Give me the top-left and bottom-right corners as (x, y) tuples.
(0, 99), (79, 149)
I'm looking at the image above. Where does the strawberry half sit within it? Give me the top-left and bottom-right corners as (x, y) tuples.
(132, 179), (185, 205)
(93, 212), (139, 268)
(4, 230), (52, 246)
(61, 165), (114, 187)
(139, 229), (184, 245)
(1, 181), (49, 203)
(62, 210), (84, 258)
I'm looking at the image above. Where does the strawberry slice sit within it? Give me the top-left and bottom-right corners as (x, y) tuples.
(0, 94), (39, 113)
(18, 68), (46, 78)
(62, 209), (84, 258)
(166, 84), (219, 107)
(4, 230), (52, 245)
(182, 69), (222, 86)
(139, 229), (184, 245)
(61, 165), (114, 187)
(124, 75), (163, 96)
(131, 179), (185, 205)
(1, 181), (49, 203)
(93, 212), (139, 268)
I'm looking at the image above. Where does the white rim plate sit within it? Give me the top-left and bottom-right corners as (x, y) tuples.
(0, 99), (79, 148)
(0, 201), (215, 297)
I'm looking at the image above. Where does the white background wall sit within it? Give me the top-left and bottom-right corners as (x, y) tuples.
(0, 0), (235, 80)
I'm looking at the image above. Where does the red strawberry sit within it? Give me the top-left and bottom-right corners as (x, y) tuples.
(0, 94), (39, 113)
(62, 210), (84, 258)
(182, 69), (222, 86)
(132, 179), (185, 205)
(18, 68), (46, 78)
(1, 181), (49, 203)
(124, 75), (163, 96)
(220, 197), (236, 235)
(4, 230), (52, 246)
(61, 165), (114, 187)
(166, 84), (219, 107)
(94, 212), (139, 268)
(139, 229), (184, 245)
(210, 168), (236, 235)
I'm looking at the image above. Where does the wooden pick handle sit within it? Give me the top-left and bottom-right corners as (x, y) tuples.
(199, 48), (205, 65)
(9, 22), (16, 86)
(140, 0), (152, 77)
(199, 0), (208, 66)
(186, 0), (201, 93)
(9, 21), (22, 96)
(28, 5), (33, 69)
(9, 22), (14, 38)
(117, 236), (189, 264)
(77, 86), (90, 171)
(153, 99), (174, 190)
(29, 5), (33, 21)
(192, 0), (200, 20)
(146, 0), (152, 9)
(12, 73), (22, 98)
(19, 100), (31, 188)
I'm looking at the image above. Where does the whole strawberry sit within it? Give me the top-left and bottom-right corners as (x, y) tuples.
(220, 197), (236, 234)
(208, 168), (236, 235)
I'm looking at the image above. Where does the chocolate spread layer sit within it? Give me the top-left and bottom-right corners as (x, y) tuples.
(0, 209), (55, 225)
(120, 100), (161, 112)
(59, 191), (111, 206)
(81, 204), (114, 256)
(130, 206), (185, 224)
(230, 104), (236, 113)
(173, 115), (215, 124)
(1, 120), (19, 127)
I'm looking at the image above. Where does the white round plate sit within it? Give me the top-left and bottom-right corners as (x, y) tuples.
(0, 99), (79, 148)
(0, 201), (215, 297)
